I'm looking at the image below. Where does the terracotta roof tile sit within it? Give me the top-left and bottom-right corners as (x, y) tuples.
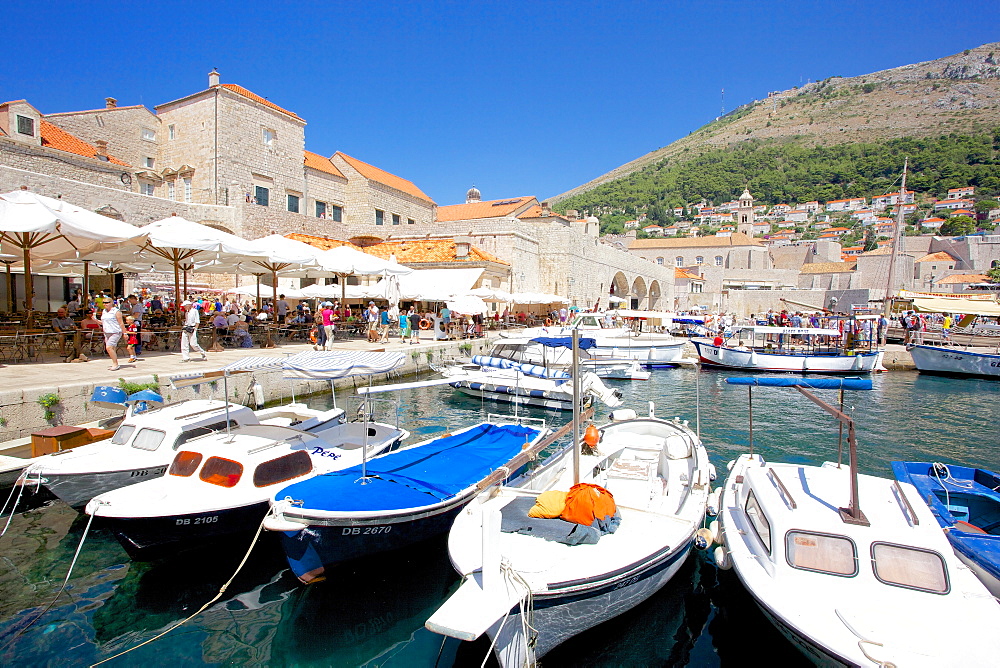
(217, 84), (303, 121)
(675, 268), (704, 281)
(437, 196), (536, 222)
(303, 150), (345, 178)
(39, 120), (129, 166)
(285, 233), (359, 251)
(629, 232), (762, 249)
(334, 152), (434, 204)
(799, 261), (857, 274)
(935, 274), (989, 284)
(915, 251), (957, 263)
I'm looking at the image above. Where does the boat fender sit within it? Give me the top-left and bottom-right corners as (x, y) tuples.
(726, 459), (736, 472)
(583, 424), (600, 448)
(713, 545), (732, 570)
(707, 488), (722, 517)
(252, 381), (265, 409)
(709, 519), (722, 544)
(694, 527), (713, 550)
(708, 463), (717, 482)
(263, 514), (306, 533)
(609, 408), (637, 422)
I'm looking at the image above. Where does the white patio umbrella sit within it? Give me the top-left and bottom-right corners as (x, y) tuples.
(0, 190), (140, 326)
(468, 286), (513, 302)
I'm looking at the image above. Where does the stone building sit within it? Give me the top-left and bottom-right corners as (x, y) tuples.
(628, 233), (770, 272)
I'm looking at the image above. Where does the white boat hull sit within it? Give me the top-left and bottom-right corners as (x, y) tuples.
(907, 343), (1000, 378)
(488, 543), (692, 667)
(693, 340), (883, 374)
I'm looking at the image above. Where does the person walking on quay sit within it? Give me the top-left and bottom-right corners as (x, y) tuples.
(366, 302), (380, 343)
(378, 307), (391, 343)
(409, 307), (420, 344)
(101, 298), (126, 371)
(125, 315), (139, 363)
(180, 300), (208, 363)
(400, 305), (412, 342)
(321, 301), (336, 351)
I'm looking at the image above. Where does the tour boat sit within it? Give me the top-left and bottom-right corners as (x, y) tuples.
(713, 377), (1000, 666)
(86, 418), (408, 559)
(505, 312), (688, 367)
(470, 335), (651, 380)
(693, 324), (884, 373)
(892, 461), (1000, 598)
(265, 418), (550, 583)
(906, 341), (1000, 378)
(425, 408), (713, 668)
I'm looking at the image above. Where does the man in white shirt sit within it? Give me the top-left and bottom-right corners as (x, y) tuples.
(180, 301), (208, 362)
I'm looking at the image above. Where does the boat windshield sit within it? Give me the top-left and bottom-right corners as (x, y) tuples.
(131, 428), (166, 452)
(745, 490), (772, 554)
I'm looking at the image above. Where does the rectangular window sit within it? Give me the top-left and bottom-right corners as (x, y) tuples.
(168, 124), (176, 140)
(407, 218), (415, 225)
(392, 213), (401, 226)
(316, 201), (327, 218)
(16, 115), (34, 137)
(140, 182), (155, 196)
(262, 128), (275, 147)
(143, 157), (155, 168)
(183, 177), (192, 203)
(167, 181), (175, 200)
(744, 490), (771, 554)
(786, 531), (857, 576)
(872, 543), (949, 593)
(375, 209), (384, 226)
(287, 194), (300, 213)
(141, 127), (156, 142)
(715, 256), (724, 266)
(254, 185), (269, 206)
(331, 205), (343, 222)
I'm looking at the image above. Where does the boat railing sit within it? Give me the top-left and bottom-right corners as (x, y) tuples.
(767, 467), (797, 510)
(891, 480), (920, 527)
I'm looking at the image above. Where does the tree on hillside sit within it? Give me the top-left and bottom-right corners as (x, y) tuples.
(975, 199), (998, 216)
(987, 266), (1000, 283)
(863, 228), (878, 252)
(940, 215), (977, 236)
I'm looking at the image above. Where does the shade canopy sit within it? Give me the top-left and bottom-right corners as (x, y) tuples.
(446, 295), (488, 315)
(510, 291), (570, 305)
(910, 296), (1000, 317)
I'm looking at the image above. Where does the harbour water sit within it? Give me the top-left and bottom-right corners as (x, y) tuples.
(0, 368), (997, 666)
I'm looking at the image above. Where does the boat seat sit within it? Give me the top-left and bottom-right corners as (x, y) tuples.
(259, 417), (296, 427)
(954, 520), (988, 535)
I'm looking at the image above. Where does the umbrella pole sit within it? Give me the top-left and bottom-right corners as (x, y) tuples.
(4, 261), (11, 314)
(340, 273), (346, 306)
(173, 261), (182, 326)
(82, 260), (90, 313)
(183, 269), (189, 301)
(23, 244), (33, 328)
(256, 275), (262, 312)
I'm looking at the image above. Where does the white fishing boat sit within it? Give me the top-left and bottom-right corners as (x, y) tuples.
(906, 337), (1000, 378)
(505, 312), (688, 367)
(693, 323), (884, 374)
(473, 335), (651, 380)
(23, 354), (359, 510)
(83, 351), (411, 559)
(426, 333), (713, 667)
(713, 377), (1000, 666)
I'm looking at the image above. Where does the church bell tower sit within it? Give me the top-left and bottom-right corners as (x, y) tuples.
(736, 187), (755, 236)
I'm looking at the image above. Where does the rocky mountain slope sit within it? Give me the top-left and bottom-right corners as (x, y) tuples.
(551, 42), (1000, 204)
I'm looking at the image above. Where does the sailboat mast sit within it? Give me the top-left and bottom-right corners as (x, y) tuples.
(883, 159), (908, 318)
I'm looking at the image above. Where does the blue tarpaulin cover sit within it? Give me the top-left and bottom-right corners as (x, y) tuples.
(725, 377), (872, 390)
(530, 337), (596, 350)
(276, 423), (541, 512)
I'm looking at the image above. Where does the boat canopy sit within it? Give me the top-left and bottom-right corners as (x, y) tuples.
(739, 326), (841, 336)
(274, 423), (542, 511)
(910, 296), (1000, 317)
(529, 336), (597, 350)
(725, 377), (872, 390)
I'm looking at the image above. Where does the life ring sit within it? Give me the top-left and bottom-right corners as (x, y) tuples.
(544, 317), (553, 326)
(419, 318), (431, 330)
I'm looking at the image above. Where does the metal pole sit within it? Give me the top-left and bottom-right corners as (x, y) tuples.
(572, 328), (581, 485)
(836, 388), (845, 468)
(22, 240), (34, 327)
(882, 158), (907, 319)
(748, 386), (754, 457)
(223, 371), (232, 440)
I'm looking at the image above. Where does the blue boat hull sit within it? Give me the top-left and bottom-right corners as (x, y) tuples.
(892, 461), (1000, 598)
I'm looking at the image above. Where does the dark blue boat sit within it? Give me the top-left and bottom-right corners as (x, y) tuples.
(265, 421), (546, 583)
(892, 461), (1000, 598)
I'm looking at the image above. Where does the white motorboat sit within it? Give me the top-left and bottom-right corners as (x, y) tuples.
(713, 376), (1000, 666)
(86, 418), (408, 559)
(426, 407), (713, 667)
(693, 323), (885, 374)
(906, 339), (1000, 378)
(478, 335), (651, 380)
(437, 356), (623, 411)
(505, 313), (688, 367)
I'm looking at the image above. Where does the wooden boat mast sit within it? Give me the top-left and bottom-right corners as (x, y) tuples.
(883, 158), (908, 319)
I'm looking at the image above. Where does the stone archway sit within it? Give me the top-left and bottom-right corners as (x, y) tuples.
(648, 280), (661, 310)
(630, 276), (647, 310)
(609, 271), (629, 307)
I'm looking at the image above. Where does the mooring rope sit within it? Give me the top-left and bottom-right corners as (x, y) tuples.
(90, 508), (271, 666)
(0, 470), (29, 536)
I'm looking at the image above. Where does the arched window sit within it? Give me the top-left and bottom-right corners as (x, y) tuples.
(675, 256), (684, 267)
(656, 257), (664, 265)
(715, 255), (724, 266)
(695, 256), (704, 265)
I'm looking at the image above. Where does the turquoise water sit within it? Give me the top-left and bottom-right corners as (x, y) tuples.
(0, 369), (997, 666)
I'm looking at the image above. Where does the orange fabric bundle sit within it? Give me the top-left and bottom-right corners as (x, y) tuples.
(560, 483), (616, 526)
(528, 490), (568, 518)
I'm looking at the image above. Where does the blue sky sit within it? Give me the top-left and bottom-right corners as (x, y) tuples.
(2, 1), (997, 205)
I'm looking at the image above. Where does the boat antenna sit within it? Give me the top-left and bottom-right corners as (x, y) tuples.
(223, 369), (232, 440)
(882, 158), (908, 319)
(695, 364), (701, 439)
(747, 386), (754, 457)
(836, 387), (845, 468)
(571, 327), (581, 485)
(356, 375), (374, 485)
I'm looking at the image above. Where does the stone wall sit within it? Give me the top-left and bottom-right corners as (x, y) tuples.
(45, 105), (161, 171)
